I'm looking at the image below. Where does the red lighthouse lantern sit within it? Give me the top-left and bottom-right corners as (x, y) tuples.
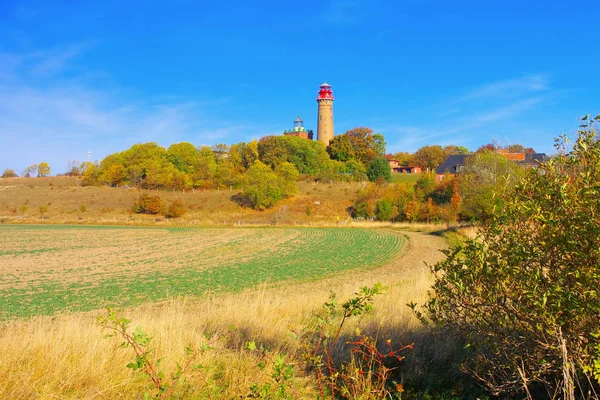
(317, 82), (334, 101)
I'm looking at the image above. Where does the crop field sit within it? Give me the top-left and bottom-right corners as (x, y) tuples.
(0, 225), (404, 319)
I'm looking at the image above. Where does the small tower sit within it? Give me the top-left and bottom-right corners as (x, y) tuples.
(293, 116), (304, 132)
(283, 116), (314, 140)
(316, 82), (334, 146)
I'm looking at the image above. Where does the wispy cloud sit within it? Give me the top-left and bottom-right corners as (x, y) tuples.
(29, 43), (90, 76)
(381, 77), (550, 153)
(0, 45), (261, 173)
(458, 74), (549, 101)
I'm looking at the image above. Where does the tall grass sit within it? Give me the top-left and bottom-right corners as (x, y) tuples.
(0, 230), (448, 399)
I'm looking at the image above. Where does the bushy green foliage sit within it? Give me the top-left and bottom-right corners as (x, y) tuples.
(366, 157), (391, 182)
(352, 200), (371, 218)
(242, 161), (299, 210)
(458, 150), (525, 222)
(258, 135), (330, 175)
(414, 172), (437, 200)
(375, 200), (394, 221)
(132, 193), (166, 215)
(417, 116), (600, 397)
(327, 134), (356, 162)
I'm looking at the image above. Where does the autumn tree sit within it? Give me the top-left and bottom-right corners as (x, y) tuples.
(418, 116), (600, 397)
(97, 154), (127, 186)
(192, 146), (217, 186)
(80, 162), (98, 185)
(413, 145), (446, 171)
(327, 134), (356, 162)
(393, 151), (416, 167)
(229, 141), (259, 172)
(1, 169), (18, 178)
(132, 193), (165, 215)
(342, 127), (381, 165)
(443, 144), (470, 156)
(37, 162), (51, 177)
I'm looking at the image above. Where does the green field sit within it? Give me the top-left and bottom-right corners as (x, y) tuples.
(0, 225), (404, 319)
(391, 173), (421, 184)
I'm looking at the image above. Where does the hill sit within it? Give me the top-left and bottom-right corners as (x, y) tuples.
(0, 176), (366, 225)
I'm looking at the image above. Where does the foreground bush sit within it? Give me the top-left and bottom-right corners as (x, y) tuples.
(132, 193), (165, 215)
(417, 116), (600, 398)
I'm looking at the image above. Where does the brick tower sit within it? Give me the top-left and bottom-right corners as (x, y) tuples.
(316, 82), (334, 146)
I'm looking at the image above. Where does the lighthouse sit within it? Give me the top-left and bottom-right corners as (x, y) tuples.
(316, 82), (334, 146)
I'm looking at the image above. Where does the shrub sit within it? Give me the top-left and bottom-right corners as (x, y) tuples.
(132, 193), (165, 215)
(375, 200), (393, 221)
(366, 157), (391, 182)
(1, 169), (18, 178)
(165, 200), (186, 218)
(415, 115), (600, 397)
(351, 200), (370, 218)
(242, 161), (298, 210)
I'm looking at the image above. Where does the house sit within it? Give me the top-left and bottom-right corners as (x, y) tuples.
(383, 154), (422, 174)
(435, 154), (471, 180)
(435, 152), (548, 181)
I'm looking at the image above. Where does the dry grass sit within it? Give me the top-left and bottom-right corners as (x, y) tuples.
(0, 230), (447, 399)
(0, 177), (360, 225)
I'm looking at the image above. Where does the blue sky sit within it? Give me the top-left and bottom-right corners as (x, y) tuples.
(1, 0), (599, 174)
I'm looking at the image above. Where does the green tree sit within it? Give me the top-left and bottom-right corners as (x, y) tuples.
(366, 158), (391, 182)
(242, 161), (283, 210)
(1, 169), (18, 178)
(414, 172), (437, 200)
(37, 162), (51, 177)
(375, 200), (393, 221)
(192, 146), (217, 185)
(167, 142), (199, 174)
(275, 161), (299, 197)
(258, 135), (330, 175)
(229, 141), (259, 172)
(417, 116), (600, 397)
(373, 133), (387, 156)
(458, 150), (525, 222)
(343, 159), (367, 181)
(215, 158), (243, 188)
